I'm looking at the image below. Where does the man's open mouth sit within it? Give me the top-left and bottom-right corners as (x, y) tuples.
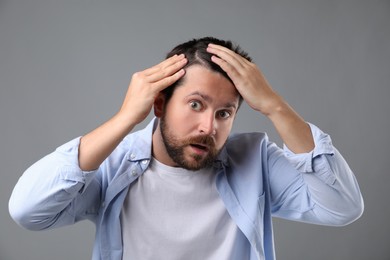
(190, 143), (209, 151)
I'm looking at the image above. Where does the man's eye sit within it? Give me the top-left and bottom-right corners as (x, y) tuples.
(190, 101), (202, 111)
(218, 110), (231, 119)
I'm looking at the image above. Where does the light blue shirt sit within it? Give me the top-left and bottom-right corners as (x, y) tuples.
(9, 118), (364, 260)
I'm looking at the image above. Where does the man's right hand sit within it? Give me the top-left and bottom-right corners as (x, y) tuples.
(119, 54), (187, 126)
(78, 54), (187, 171)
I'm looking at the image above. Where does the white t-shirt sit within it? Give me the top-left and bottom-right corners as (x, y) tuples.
(120, 158), (249, 260)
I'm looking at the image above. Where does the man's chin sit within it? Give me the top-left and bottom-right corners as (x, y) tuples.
(177, 154), (214, 171)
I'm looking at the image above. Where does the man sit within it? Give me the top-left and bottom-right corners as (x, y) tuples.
(9, 37), (364, 260)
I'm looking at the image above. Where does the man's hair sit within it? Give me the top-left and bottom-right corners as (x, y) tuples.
(162, 36), (252, 106)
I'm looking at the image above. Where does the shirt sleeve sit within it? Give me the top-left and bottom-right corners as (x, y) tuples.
(9, 137), (101, 231)
(269, 123), (364, 226)
(282, 123), (335, 173)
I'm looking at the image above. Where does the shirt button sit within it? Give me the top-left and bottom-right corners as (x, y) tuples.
(131, 170), (137, 176)
(130, 154), (136, 159)
(142, 160), (149, 165)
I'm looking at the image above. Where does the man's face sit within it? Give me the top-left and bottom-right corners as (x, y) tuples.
(156, 65), (240, 171)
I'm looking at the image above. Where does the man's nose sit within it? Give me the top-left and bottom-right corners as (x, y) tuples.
(199, 112), (216, 136)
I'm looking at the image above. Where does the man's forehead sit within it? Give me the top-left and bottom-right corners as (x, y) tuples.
(180, 65), (234, 89)
(172, 65), (240, 106)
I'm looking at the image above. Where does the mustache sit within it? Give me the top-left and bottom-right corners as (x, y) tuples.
(182, 135), (216, 147)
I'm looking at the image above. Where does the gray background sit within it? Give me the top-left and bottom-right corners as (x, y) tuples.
(1, 0), (389, 259)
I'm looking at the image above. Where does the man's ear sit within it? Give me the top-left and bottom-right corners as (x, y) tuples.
(153, 93), (166, 118)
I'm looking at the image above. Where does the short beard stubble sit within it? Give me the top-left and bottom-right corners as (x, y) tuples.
(159, 115), (220, 171)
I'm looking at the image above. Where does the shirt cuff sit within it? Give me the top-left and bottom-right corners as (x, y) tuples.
(55, 137), (97, 192)
(283, 123), (335, 173)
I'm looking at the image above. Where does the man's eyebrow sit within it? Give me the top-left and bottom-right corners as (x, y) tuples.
(186, 91), (212, 102)
(186, 91), (238, 110)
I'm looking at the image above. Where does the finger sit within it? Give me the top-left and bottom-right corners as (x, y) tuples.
(207, 43), (249, 61)
(143, 54), (186, 76)
(151, 68), (186, 92)
(207, 44), (244, 65)
(147, 56), (187, 83)
(210, 55), (241, 81)
(207, 44), (251, 71)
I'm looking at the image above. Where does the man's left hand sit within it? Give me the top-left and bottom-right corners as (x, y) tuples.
(207, 43), (282, 116)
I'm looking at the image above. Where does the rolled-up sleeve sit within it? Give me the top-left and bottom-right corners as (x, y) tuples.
(9, 137), (101, 231)
(272, 123), (364, 226)
(283, 123), (334, 173)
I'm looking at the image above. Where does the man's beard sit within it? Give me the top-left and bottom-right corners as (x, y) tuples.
(159, 116), (220, 171)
